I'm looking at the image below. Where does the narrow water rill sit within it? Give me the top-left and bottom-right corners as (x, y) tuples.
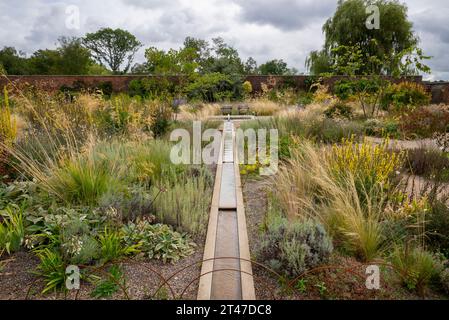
(198, 121), (255, 300)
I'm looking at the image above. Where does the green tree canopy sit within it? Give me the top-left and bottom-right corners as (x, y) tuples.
(57, 37), (91, 75)
(244, 57), (258, 74)
(83, 28), (142, 74)
(258, 59), (296, 75)
(305, 50), (332, 76)
(28, 49), (61, 75)
(144, 46), (199, 76)
(307, 0), (429, 76)
(143, 37), (249, 77)
(28, 37), (92, 75)
(200, 38), (245, 75)
(0, 47), (31, 75)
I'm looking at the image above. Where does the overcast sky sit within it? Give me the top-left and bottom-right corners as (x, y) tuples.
(0, 0), (448, 80)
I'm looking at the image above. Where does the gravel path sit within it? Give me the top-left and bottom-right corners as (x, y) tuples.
(365, 136), (439, 150)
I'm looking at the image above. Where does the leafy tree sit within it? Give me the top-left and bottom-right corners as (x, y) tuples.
(0, 47), (31, 75)
(183, 36), (211, 66)
(307, 0), (430, 76)
(144, 47), (198, 76)
(130, 62), (149, 74)
(185, 72), (236, 102)
(244, 57), (258, 74)
(28, 49), (61, 75)
(28, 37), (92, 75)
(305, 50), (332, 75)
(83, 28), (142, 74)
(258, 59), (294, 75)
(201, 38), (245, 75)
(143, 37), (248, 99)
(57, 37), (91, 75)
(331, 42), (390, 118)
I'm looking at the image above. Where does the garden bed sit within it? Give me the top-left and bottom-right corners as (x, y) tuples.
(0, 244), (205, 300)
(243, 177), (447, 300)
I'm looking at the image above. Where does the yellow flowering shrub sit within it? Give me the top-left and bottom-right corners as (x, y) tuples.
(0, 88), (17, 145)
(311, 83), (334, 104)
(328, 137), (404, 191)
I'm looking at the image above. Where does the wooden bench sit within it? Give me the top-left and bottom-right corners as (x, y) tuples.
(221, 105), (233, 115)
(237, 104), (249, 115)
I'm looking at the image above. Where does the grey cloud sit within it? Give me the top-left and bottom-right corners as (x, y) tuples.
(25, 4), (80, 53)
(121, 0), (177, 9)
(413, 8), (449, 44)
(409, 5), (449, 80)
(235, 0), (336, 31)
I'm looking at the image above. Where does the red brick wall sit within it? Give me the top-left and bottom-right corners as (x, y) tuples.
(2, 74), (448, 104)
(0, 75), (182, 92)
(425, 82), (449, 104)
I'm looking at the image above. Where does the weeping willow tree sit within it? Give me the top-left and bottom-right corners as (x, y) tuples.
(306, 0), (430, 76)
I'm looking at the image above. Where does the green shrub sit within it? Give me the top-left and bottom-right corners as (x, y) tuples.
(391, 246), (441, 296)
(382, 82), (431, 111)
(333, 79), (354, 100)
(59, 215), (100, 265)
(0, 204), (24, 255)
(128, 78), (177, 99)
(242, 81), (253, 97)
(96, 81), (113, 97)
(122, 221), (195, 263)
(297, 91), (314, 105)
(363, 119), (399, 138)
(333, 78), (387, 118)
(324, 102), (353, 119)
(185, 73), (242, 102)
(257, 218), (333, 278)
(384, 120), (400, 138)
(128, 79), (145, 97)
(143, 77), (178, 99)
(149, 103), (172, 138)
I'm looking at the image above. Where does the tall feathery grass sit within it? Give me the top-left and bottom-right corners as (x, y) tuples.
(272, 139), (404, 261)
(178, 103), (221, 121)
(248, 99), (283, 116)
(240, 104), (363, 144)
